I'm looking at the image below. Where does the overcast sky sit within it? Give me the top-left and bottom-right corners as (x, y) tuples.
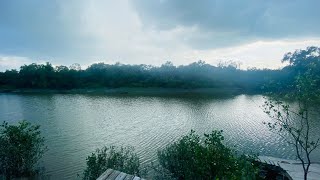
(1, 0), (320, 71)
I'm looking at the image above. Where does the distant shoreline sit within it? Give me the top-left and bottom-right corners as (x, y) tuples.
(0, 87), (250, 96)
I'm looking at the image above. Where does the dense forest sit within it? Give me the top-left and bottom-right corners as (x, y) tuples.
(0, 47), (319, 93)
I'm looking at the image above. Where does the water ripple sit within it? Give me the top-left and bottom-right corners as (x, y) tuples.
(0, 94), (319, 179)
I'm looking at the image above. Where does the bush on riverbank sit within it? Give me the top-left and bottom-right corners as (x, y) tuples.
(85, 131), (263, 179)
(83, 146), (140, 180)
(156, 130), (261, 179)
(0, 121), (47, 179)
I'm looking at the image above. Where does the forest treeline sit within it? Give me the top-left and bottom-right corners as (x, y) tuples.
(0, 47), (319, 93)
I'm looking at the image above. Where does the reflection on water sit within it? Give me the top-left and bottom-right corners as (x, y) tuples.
(0, 93), (319, 179)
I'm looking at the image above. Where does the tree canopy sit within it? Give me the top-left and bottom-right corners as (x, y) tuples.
(1, 47), (319, 94)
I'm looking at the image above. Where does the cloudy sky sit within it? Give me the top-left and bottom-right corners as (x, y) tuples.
(1, 0), (320, 71)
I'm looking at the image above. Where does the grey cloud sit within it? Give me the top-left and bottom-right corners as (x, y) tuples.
(0, 0), (98, 59)
(132, 0), (320, 48)
(1, 0), (320, 67)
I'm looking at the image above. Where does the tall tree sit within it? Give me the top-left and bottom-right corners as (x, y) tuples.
(263, 47), (320, 180)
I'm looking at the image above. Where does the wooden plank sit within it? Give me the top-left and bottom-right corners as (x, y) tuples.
(97, 169), (143, 180)
(123, 174), (134, 180)
(114, 172), (127, 180)
(97, 169), (114, 180)
(132, 176), (140, 180)
(106, 170), (121, 180)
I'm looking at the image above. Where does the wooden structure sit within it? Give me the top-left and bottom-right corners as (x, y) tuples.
(258, 156), (320, 180)
(97, 169), (145, 180)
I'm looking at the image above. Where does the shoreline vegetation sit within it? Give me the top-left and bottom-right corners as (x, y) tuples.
(0, 121), (293, 179)
(0, 87), (244, 96)
(1, 47), (319, 96)
(0, 60), (295, 95)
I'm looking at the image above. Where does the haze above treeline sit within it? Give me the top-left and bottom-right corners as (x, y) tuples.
(1, 47), (319, 94)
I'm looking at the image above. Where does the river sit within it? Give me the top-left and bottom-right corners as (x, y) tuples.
(0, 93), (319, 179)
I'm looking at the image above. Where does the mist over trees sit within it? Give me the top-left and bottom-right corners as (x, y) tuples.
(1, 47), (319, 94)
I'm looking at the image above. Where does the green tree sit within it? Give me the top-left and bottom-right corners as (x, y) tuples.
(83, 146), (140, 180)
(0, 121), (47, 179)
(157, 130), (259, 180)
(19, 62), (55, 88)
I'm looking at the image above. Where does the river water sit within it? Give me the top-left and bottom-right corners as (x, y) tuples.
(0, 93), (319, 179)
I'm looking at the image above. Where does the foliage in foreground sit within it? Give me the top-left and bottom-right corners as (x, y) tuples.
(83, 146), (140, 180)
(0, 120), (47, 179)
(157, 130), (260, 180)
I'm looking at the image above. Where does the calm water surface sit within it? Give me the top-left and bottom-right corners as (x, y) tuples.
(0, 93), (319, 179)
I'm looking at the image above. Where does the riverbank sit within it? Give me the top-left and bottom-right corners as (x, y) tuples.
(258, 156), (320, 180)
(0, 87), (246, 96)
